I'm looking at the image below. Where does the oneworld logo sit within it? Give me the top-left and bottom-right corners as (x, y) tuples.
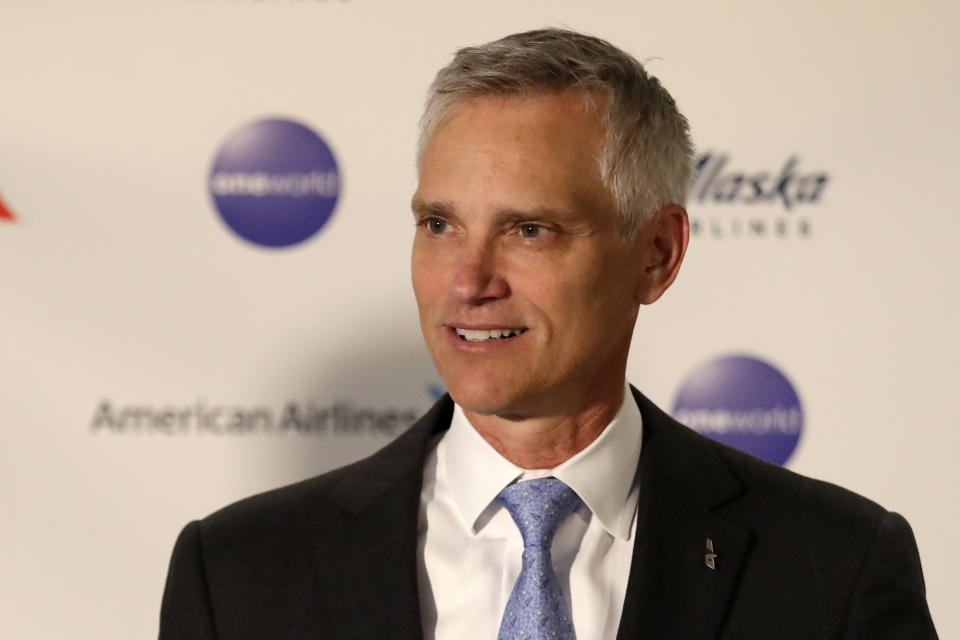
(209, 118), (340, 248)
(688, 152), (829, 239)
(672, 354), (803, 466)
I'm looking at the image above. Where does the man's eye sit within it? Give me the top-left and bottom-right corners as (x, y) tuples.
(426, 218), (449, 234)
(520, 224), (543, 238)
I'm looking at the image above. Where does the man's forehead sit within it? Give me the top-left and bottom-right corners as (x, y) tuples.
(449, 88), (606, 115)
(413, 89), (619, 232)
(421, 98), (604, 181)
(425, 90), (607, 152)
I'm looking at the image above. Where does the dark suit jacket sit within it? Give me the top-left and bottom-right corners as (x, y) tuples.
(160, 389), (938, 639)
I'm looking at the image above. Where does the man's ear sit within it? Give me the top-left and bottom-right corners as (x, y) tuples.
(633, 203), (689, 305)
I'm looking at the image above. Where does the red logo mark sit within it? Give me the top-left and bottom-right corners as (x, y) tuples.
(0, 193), (15, 221)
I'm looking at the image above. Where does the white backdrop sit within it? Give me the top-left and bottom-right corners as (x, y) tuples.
(1, 0), (957, 637)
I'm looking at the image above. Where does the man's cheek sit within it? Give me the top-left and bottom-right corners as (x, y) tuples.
(412, 264), (443, 303)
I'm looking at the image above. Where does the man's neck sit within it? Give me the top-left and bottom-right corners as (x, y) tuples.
(463, 383), (627, 469)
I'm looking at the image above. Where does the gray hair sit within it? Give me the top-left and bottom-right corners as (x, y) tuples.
(418, 28), (693, 238)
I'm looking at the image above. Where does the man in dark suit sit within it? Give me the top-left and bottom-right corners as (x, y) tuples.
(160, 29), (938, 639)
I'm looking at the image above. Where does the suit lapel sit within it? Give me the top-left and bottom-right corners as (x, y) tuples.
(617, 388), (753, 640)
(321, 397), (454, 640)
(312, 389), (752, 639)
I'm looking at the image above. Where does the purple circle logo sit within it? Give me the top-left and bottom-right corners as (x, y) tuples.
(672, 354), (803, 465)
(209, 118), (340, 248)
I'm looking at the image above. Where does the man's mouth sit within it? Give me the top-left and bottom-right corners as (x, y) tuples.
(453, 327), (528, 342)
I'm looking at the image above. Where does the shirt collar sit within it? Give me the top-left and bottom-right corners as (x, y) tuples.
(442, 403), (525, 535)
(441, 385), (643, 540)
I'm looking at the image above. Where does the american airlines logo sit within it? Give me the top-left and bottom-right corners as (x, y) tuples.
(90, 399), (421, 436)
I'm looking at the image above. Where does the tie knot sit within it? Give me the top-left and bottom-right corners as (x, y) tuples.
(496, 477), (581, 548)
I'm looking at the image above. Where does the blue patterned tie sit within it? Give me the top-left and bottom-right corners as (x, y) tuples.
(496, 477), (582, 640)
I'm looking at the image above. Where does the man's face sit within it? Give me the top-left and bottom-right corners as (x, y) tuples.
(411, 91), (647, 418)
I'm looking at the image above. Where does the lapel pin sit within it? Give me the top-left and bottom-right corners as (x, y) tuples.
(704, 538), (718, 570)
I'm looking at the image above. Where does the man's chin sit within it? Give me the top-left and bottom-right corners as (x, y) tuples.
(444, 380), (545, 421)
(445, 382), (519, 417)
(447, 393), (505, 417)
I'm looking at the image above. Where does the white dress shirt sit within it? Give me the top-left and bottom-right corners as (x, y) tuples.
(417, 388), (643, 640)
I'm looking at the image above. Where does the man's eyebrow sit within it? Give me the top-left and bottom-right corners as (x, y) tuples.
(411, 199), (454, 218)
(411, 200), (580, 225)
(492, 206), (579, 223)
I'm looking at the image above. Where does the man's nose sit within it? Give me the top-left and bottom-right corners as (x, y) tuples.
(446, 242), (509, 305)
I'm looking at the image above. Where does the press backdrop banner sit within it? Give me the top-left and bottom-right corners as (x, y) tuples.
(1, 1), (957, 637)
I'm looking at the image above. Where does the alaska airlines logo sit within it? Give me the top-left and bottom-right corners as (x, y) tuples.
(0, 193), (16, 221)
(688, 152), (829, 239)
(691, 153), (829, 209)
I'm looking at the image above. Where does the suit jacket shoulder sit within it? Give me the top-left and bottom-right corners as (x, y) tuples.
(623, 390), (937, 639)
(160, 397), (450, 640)
(161, 391), (937, 640)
